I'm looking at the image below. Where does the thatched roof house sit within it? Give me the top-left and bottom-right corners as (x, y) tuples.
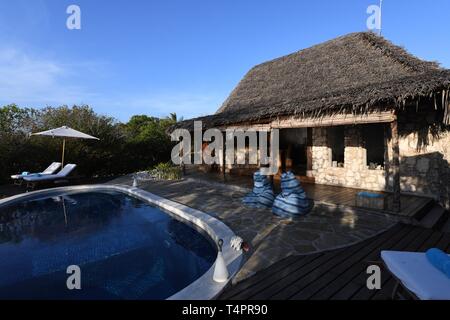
(171, 32), (450, 211)
(174, 32), (450, 130)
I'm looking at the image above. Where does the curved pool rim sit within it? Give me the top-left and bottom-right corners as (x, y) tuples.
(0, 184), (243, 300)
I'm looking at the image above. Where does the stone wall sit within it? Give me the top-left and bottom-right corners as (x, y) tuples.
(398, 131), (449, 199)
(311, 126), (388, 191)
(310, 121), (450, 209)
(397, 108), (450, 208)
(197, 111), (450, 209)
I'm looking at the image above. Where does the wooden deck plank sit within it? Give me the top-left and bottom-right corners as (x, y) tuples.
(226, 253), (325, 300)
(222, 225), (403, 300)
(219, 255), (299, 299)
(289, 225), (406, 300)
(304, 182), (431, 218)
(435, 233), (450, 251)
(401, 227), (437, 252)
(202, 173), (432, 219)
(307, 185), (350, 204)
(331, 226), (425, 300)
(243, 249), (348, 300)
(370, 228), (438, 299)
(219, 224), (447, 300)
(267, 240), (374, 300)
(313, 224), (415, 300)
(353, 227), (436, 300)
(370, 228), (443, 300)
(418, 231), (444, 251)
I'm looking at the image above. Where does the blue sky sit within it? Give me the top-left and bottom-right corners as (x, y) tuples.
(0, 0), (449, 122)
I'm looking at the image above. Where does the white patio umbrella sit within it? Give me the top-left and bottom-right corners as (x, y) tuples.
(31, 126), (100, 168)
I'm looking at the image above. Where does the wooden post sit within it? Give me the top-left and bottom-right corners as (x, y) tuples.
(286, 143), (293, 171)
(61, 138), (66, 168)
(390, 120), (401, 212)
(277, 150), (283, 175)
(222, 132), (226, 181)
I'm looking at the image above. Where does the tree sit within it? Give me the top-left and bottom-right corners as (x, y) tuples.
(0, 105), (178, 184)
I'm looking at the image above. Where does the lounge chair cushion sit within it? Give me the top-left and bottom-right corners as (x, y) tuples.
(42, 162), (62, 174)
(23, 164), (76, 182)
(56, 164), (77, 177)
(381, 251), (450, 300)
(11, 162), (61, 180)
(11, 173), (41, 179)
(426, 248), (450, 278)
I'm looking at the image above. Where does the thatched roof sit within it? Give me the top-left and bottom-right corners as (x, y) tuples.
(173, 32), (450, 130)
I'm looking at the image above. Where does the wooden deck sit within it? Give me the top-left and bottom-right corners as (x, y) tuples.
(219, 224), (450, 300)
(187, 171), (435, 220)
(300, 182), (434, 219)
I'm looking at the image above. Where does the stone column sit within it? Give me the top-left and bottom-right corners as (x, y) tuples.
(306, 128), (313, 177)
(311, 127), (332, 183)
(344, 126), (366, 171)
(383, 124), (391, 190)
(222, 133), (226, 180)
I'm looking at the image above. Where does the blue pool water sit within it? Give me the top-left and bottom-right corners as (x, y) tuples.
(0, 190), (216, 299)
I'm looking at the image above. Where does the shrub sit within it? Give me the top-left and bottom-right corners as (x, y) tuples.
(0, 105), (178, 184)
(149, 162), (182, 180)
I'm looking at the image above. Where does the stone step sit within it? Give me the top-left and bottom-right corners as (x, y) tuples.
(412, 199), (436, 221)
(419, 204), (447, 229)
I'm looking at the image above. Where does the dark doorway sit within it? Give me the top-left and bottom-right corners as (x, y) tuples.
(328, 126), (345, 166)
(362, 124), (385, 169)
(280, 128), (309, 175)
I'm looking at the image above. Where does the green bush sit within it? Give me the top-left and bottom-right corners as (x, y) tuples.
(149, 162), (182, 180)
(0, 105), (178, 184)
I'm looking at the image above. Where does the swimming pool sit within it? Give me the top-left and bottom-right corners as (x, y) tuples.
(0, 187), (236, 300)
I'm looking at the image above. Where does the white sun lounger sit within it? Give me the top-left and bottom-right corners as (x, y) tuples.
(381, 250), (450, 300)
(23, 164), (77, 187)
(11, 162), (62, 185)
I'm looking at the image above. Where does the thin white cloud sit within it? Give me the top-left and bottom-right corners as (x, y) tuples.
(0, 47), (223, 121)
(0, 47), (96, 106)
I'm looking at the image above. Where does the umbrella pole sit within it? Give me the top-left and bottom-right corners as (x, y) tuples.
(62, 138), (66, 168)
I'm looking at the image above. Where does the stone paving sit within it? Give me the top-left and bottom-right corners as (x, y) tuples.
(108, 176), (397, 283)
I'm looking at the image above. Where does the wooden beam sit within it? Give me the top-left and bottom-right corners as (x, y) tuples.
(278, 149), (284, 174)
(286, 143), (293, 171)
(222, 134), (226, 181)
(390, 119), (401, 212)
(218, 124), (271, 131)
(217, 111), (396, 132)
(271, 111), (396, 128)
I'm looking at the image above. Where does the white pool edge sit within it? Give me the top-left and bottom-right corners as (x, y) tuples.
(0, 184), (243, 300)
